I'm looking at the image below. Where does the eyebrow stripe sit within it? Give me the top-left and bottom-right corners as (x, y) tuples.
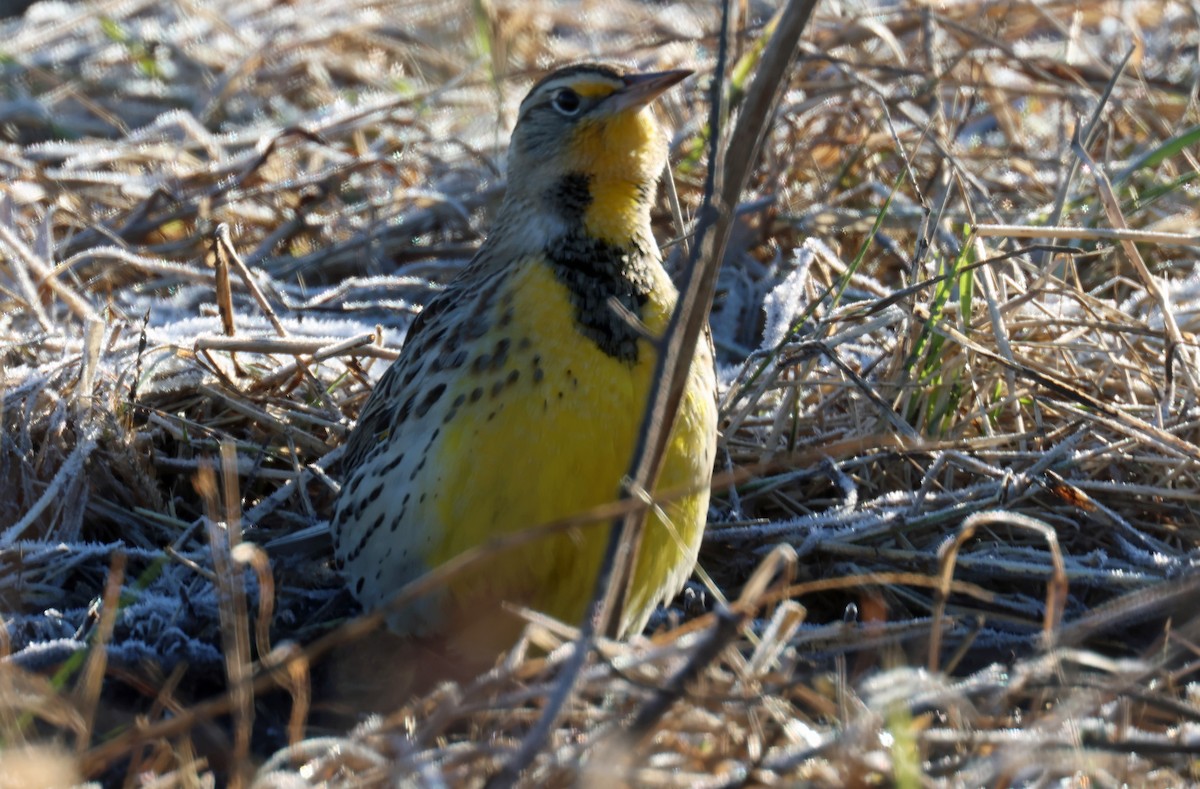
(527, 63), (623, 94)
(563, 80), (616, 98)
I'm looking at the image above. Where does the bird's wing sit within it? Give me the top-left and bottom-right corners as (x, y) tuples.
(339, 286), (456, 473)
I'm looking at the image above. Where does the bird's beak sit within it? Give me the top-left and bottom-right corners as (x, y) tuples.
(601, 69), (692, 115)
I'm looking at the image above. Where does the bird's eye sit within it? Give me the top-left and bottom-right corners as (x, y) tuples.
(551, 88), (582, 116)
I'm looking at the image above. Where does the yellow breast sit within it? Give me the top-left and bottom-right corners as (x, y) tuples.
(418, 256), (716, 651)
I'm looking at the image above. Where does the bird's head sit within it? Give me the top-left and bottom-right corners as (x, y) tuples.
(502, 64), (690, 245)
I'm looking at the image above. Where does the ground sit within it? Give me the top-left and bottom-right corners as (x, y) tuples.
(1, 0), (1199, 786)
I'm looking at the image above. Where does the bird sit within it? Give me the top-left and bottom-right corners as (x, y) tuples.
(331, 63), (717, 663)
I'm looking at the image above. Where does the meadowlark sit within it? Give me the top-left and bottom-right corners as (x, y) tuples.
(331, 63), (717, 658)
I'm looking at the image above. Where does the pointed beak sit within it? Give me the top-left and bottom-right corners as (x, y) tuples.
(601, 69), (692, 115)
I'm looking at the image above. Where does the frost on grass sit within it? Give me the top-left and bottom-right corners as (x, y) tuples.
(2, 0), (1200, 786)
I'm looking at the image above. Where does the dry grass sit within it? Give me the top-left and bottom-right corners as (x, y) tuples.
(2, 0), (1200, 785)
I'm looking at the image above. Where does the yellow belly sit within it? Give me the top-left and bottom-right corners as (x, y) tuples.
(426, 257), (716, 648)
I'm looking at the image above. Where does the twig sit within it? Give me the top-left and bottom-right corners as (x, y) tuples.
(487, 1), (819, 784)
(196, 448), (255, 789)
(0, 221), (99, 324)
(216, 223), (288, 338)
(977, 224), (1200, 247)
(73, 551), (126, 757)
(1038, 45), (1134, 265)
(929, 510), (1066, 672)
